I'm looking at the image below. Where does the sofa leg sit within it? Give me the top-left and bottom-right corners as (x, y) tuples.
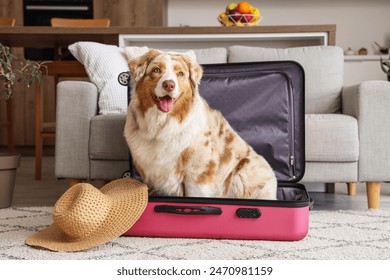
(366, 182), (381, 209)
(347, 182), (357, 196)
(326, 183), (335, 193)
(68, 179), (82, 188)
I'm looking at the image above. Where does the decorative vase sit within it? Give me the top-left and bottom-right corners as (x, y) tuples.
(0, 153), (21, 208)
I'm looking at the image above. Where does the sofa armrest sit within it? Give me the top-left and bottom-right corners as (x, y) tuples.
(342, 81), (390, 182)
(55, 81), (98, 179)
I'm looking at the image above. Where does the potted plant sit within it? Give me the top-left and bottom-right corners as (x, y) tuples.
(380, 54), (390, 81)
(1, 43), (45, 99)
(0, 43), (46, 208)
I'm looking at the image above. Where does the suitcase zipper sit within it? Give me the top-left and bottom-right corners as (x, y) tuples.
(287, 76), (297, 181)
(290, 156), (296, 181)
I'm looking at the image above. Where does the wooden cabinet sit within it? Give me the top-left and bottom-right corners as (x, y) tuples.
(94, 0), (167, 26)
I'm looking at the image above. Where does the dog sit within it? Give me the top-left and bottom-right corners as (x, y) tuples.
(124, 49), (277, 199)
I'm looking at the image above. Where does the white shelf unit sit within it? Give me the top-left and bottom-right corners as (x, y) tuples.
(119, 32), (329, 49)
(344, 55), (388, 62)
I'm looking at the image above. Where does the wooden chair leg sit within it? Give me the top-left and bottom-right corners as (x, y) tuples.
(347, 182), (357, 196)
(35, 83), (42, 180)
(34, 139), (42, 180)
(6, 99), (15, 153)
(68, 179), (82, 188)
(366, 182), (381, 209)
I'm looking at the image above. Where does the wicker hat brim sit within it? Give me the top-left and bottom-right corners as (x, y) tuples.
(25, 178), (148, 252)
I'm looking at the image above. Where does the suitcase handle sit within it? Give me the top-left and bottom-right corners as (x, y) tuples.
(154, 205), (222, 215)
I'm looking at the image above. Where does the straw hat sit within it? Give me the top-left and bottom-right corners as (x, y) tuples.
(25, 178), (148, 252)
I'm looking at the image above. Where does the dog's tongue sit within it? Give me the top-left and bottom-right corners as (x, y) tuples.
(159, 96), (175, 112)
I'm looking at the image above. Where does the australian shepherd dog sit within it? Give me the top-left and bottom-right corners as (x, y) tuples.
(124, 50), (277, 199)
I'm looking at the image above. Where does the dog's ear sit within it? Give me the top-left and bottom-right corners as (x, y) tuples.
(189, 61), (203, 87)
(128, 49), (161, 82)
(182, 55), (203, 89)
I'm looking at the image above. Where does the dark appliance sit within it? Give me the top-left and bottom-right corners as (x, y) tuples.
(23, 0), (94, 60)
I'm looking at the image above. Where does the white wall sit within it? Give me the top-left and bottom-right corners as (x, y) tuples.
(168, 0), (390, 55)
(168, 0), (390, 85)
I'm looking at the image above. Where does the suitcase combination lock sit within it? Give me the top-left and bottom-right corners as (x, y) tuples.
(236, 208), (261, 219)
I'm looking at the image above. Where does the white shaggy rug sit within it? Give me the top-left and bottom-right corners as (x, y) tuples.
(0, 207), (389, 260)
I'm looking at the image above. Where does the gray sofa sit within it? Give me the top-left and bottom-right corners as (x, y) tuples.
(55, 45), (390, 209)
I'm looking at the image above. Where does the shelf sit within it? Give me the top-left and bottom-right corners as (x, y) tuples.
(117, 26), (336, 48)
(119, 32), (329, 48)
(344, 55), (388, 62)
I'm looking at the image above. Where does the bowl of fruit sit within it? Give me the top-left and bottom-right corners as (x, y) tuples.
(218, 1), (262, 27)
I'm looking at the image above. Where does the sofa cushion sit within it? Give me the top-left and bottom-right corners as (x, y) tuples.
(228, 46), (344, 114)
(125, 45), (197, 61)
(305, 114), (359, 162)
(90, 114), (128, 160)
(89, 113), (359, 163)
(302, 162), (358, 182)
(183, 47), (228, 64)
(124, 46), (228, 65)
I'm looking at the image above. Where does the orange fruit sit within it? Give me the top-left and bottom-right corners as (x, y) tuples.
(237, 1), (252, 14)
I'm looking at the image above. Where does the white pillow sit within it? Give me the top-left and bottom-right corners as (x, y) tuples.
(68, 42), (129, 115)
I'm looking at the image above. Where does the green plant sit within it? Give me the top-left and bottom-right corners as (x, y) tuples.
(380, 55), (390, 77)
(0, 43), (46, 99)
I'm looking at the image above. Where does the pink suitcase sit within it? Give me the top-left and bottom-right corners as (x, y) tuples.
(121, 61), (311, 241)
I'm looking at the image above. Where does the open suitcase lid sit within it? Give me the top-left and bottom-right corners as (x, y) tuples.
(119, 60), (305, 184)
(199, 61), (305, 183)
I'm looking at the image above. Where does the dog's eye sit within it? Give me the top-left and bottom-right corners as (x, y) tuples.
(152, 67), (161, 74)
(177, 71), (184, 77)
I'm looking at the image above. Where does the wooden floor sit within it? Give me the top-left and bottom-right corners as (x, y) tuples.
(10, 156), (390, 211)
(11, 156), (105, 207)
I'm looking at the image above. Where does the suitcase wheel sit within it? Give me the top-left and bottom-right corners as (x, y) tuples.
(118, 72), (130, 86)
(121, 170), (133, 178)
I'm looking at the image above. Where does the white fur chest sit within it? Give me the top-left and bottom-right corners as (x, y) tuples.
(124, 95), (207, 194)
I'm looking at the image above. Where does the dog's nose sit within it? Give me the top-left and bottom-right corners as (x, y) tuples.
(163, 80), (175, 92)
